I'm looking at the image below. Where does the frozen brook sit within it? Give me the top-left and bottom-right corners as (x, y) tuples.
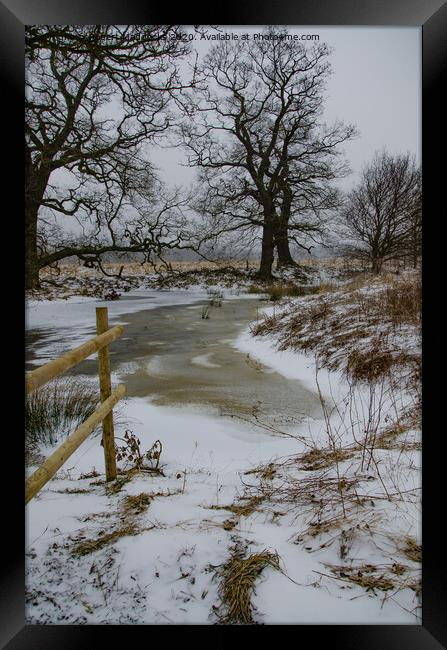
(26, 289), (322, 427)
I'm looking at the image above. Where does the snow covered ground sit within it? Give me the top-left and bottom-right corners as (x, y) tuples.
(25, 282), (421, 625)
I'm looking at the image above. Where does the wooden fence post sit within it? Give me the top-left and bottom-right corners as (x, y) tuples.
(25, 385), (125, 504)
(96, 307), (117, 481)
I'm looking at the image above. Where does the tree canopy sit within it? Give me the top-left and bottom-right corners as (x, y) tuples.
(25, 25), (199, 288)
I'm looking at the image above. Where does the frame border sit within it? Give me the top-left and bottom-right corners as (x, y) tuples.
(4, 0), (446, 646)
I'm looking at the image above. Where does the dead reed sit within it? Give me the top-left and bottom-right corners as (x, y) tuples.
(72, 521), (141, 556)
(214, 545), (281, 624)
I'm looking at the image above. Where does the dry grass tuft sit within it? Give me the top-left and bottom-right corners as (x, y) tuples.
(347, 346), (395, 383)
(121, 492), (153, 515)
(325, 563), (405, 593)
(250, 313), (283, 337)
(259, 463), (277, 480)
(352, 274), (421, 329)
(266, 283), (306, 301)
(209, 495), (264, 519)
(374, 420), (421, 451)
(314, 281), (338, 294)
(296, 516), (347, 540)
(72, 522), (140, 556)
(403, 537), (422, 563)
(382, 277), (421, 327)
(104, 475), (132, 495)
(215, 545), (281, 624)
(298, 447), (355, 471)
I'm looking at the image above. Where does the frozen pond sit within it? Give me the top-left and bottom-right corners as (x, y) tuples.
(25, 292), (323, 432)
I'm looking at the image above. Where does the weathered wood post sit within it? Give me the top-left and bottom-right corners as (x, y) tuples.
(96, 307), (117, 481)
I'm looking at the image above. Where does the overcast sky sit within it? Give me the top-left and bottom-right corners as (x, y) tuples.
(154, 26), (421, 190)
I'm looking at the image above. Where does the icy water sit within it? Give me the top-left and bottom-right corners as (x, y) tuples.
(26, 295), (322, 432)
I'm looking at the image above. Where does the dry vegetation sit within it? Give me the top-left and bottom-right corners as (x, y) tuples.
(322, 562), (421, 595)
(26, 259), (421, 622)
(213, 544), (281, 624)
(121, 492), (153, 515)
(72, 521), (142, 556)
(232, 268), (422, 615)
(251, 270), (421, 385)
(28, 256), (368, 300)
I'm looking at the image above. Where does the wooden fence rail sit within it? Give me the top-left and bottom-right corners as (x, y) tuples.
(25, 307), (125, 503)
(25, 324), (124, 395)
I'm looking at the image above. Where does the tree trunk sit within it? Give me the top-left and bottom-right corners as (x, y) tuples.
(275, 220), (295, 268)
(371, 257), (382, 274)
(25, 142), (41, 290)
(25, 141), (50, 290)
(258, 217), (275, 280)
(25, 202), (40, 290)
(275, 185), (296, 268)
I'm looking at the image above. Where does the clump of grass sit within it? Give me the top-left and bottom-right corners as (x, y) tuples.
(403, 537), (422, 563)
(325, 563), (408, 593)
(121, 492), (153, 515)
(313, 282), (338, 294)
(259, 463), (276, 480)
(244, 463), (277, 480)
(72, 522), (140, 556)
(347, 339), (395, 382)
(298, 447), (355, 471)
(267, 283), (306, 301)
(104, 475), (132, 495)
(250, 312), (284, 337)
(383, 277), (421, 327)
(209, 495), (264, 519)
(215, 545), (281, 624)
(25, 377), (99, 457)
(295, 516), (346, 541)
(352, 275), (421, 329)
(306, 297), (333, 322)
(247, 284), (265, 294)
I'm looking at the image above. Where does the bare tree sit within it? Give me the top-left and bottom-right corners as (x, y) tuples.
(182, 27), (355, 279)
(406, 169), (422, 269)
(25, 25), (199, 289)
(338, 151), (421, 273)
(273, 152), (347, 268)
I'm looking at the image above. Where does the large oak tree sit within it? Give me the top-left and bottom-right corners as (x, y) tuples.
(182, 27), (355, 278)
(25, 25), (198, 289)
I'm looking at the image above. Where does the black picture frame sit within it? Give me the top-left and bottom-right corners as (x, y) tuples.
(4, 1), (446, 646)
